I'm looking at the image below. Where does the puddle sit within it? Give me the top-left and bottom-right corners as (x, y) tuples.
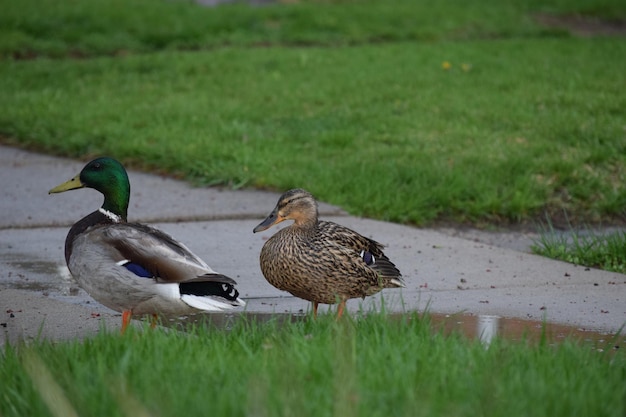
(1, 258), (78, 296)
(162, 311), (622, 351)
(1, 256), (622, 350)
(422, 312), (623, 351)
(163, 311), (304, 332)
(5, 259), (61, 276)
(7, 280), (58, 292)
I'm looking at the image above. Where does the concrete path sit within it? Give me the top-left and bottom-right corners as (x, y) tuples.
(1, 146), (625, 344)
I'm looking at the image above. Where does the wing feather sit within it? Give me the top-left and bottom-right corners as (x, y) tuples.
(93, 223), (219, 283)
(317, 220), (403, 286)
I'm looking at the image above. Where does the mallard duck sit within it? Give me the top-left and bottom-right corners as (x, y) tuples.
(49, 157), (245, 332)
(253, 188), (404, 318)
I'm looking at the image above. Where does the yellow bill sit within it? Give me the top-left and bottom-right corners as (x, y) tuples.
(48, 174), (85, 194)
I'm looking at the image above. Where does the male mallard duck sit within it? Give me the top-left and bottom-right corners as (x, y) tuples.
(49, 157), (245, 332)
(253, 188), (404, 318)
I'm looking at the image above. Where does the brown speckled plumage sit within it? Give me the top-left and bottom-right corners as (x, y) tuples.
(253, 189), (404, 317)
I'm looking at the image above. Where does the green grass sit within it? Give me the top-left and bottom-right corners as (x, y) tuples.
(533, 225), (626, 273)
(1, 37), (625, 225)
(4, 0), (624, 59)
(1, 313), (625, 417)
(1, 3), (625, 415)
(0, 0), (625, 229)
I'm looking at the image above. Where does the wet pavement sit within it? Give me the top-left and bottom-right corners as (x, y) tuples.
(1, 145), (625, 345)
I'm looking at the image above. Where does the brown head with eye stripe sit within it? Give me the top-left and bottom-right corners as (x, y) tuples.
(253, 188), (319, 232)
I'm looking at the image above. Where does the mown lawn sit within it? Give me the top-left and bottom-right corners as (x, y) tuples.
(2, 313), (625, 417)
(0, 34), (625, 225)
(2, 0), (626, 227)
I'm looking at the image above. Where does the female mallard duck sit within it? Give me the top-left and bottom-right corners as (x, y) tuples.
(49, 157), (245, 332)
(253, 188), (404, 318)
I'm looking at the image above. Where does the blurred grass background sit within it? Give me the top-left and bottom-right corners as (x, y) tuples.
(0, 0), (625, 227)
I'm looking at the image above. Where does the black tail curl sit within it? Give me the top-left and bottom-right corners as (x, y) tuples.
(180, 282), (240, 302)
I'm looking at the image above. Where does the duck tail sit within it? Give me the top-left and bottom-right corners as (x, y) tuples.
(180, 280), (246, 310)
(388, 277), (405, 288)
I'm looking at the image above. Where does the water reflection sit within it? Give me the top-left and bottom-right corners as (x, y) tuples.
(427, 312), (622, 351)
(0, 256), (621, 350)
(1, 255), (78, 297)
(477, 315), (499, 346)
(163, 310), (622, 352)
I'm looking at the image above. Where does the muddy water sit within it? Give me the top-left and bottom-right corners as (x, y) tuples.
(170, 311), (623, 351)
(424, 313), (623, 350)
(0, 255), (81, 298)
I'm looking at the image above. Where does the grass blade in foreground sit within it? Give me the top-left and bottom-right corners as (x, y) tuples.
(1, 313), (625, 417)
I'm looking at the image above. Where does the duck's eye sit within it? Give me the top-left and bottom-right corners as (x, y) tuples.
(360, 250), (375, 266)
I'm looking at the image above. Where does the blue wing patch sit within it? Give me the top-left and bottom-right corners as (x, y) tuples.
(120, 261), (153, 278)
(360, 250), (375, 266)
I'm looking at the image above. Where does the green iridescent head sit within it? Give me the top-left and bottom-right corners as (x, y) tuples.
(49, 157), (130, 221)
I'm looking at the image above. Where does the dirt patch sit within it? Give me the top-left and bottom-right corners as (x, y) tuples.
(535, 13), (626, 37)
